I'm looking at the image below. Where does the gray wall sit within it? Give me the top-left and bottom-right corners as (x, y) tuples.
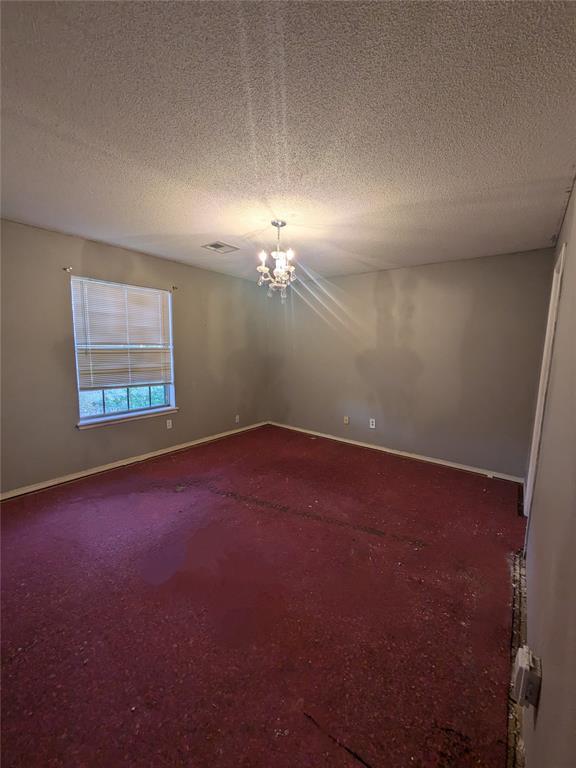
(524, 190), (576, 768)
(266, 250), (553, 477)
(1, 219), (554, 493)
(1, 220), (269, 493)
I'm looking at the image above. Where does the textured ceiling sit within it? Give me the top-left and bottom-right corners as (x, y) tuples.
(2, 1), (576, 279)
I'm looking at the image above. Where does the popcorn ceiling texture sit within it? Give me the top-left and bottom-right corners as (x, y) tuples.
(1, 1), (575, 279)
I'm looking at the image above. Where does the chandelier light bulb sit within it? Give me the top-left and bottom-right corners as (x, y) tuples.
(259, 251), (267, 264)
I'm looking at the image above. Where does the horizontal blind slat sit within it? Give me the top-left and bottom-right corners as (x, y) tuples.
(71, 277), (173, 391)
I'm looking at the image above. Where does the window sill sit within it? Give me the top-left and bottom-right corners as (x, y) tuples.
(77, 407), (178, 430)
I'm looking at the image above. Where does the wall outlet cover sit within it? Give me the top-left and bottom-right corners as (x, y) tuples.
(235, 414), (240, 424)
(512, 645), (541, 708)
(166, 419), (173, 429)
(369, 418), (376, 429)
(344, 416), (350, 425)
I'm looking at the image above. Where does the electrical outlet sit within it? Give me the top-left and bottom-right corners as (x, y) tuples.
(235, 414), (240, 424)
(343, 416), (350, 425)
(369, 418), (376, 429)
(166, 418), (173, 429)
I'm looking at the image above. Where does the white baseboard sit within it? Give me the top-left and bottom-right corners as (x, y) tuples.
(0, 422), (268, 500)
(268, 421), (524, 484)
(1, 419), (523, 501)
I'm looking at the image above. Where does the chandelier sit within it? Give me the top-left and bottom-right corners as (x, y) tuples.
(256, 219), (296, 302)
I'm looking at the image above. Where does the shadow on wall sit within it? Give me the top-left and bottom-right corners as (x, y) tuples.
(264, 251), (551, 477)
(355, 257), (549, 475)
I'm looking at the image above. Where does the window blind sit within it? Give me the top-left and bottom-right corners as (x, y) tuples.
(71, 277), (173, 390)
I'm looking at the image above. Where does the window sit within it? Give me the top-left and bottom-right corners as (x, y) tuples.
(71, 276), (175, 425)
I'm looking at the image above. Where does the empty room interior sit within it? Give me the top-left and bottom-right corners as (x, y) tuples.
(1, 2), (575, 767)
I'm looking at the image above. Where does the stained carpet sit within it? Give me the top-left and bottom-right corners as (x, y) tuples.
(1, 425), (524, 767)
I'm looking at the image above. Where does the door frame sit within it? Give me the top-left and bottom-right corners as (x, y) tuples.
(523, 243), (566, 518)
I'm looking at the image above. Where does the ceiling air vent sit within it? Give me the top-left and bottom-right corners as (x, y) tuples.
(202, 241), (239, 254)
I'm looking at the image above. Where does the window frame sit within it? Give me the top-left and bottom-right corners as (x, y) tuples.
(70, 276), (176, 428)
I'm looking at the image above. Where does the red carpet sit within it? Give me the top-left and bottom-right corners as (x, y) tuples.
(1, 425), (524, 767)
